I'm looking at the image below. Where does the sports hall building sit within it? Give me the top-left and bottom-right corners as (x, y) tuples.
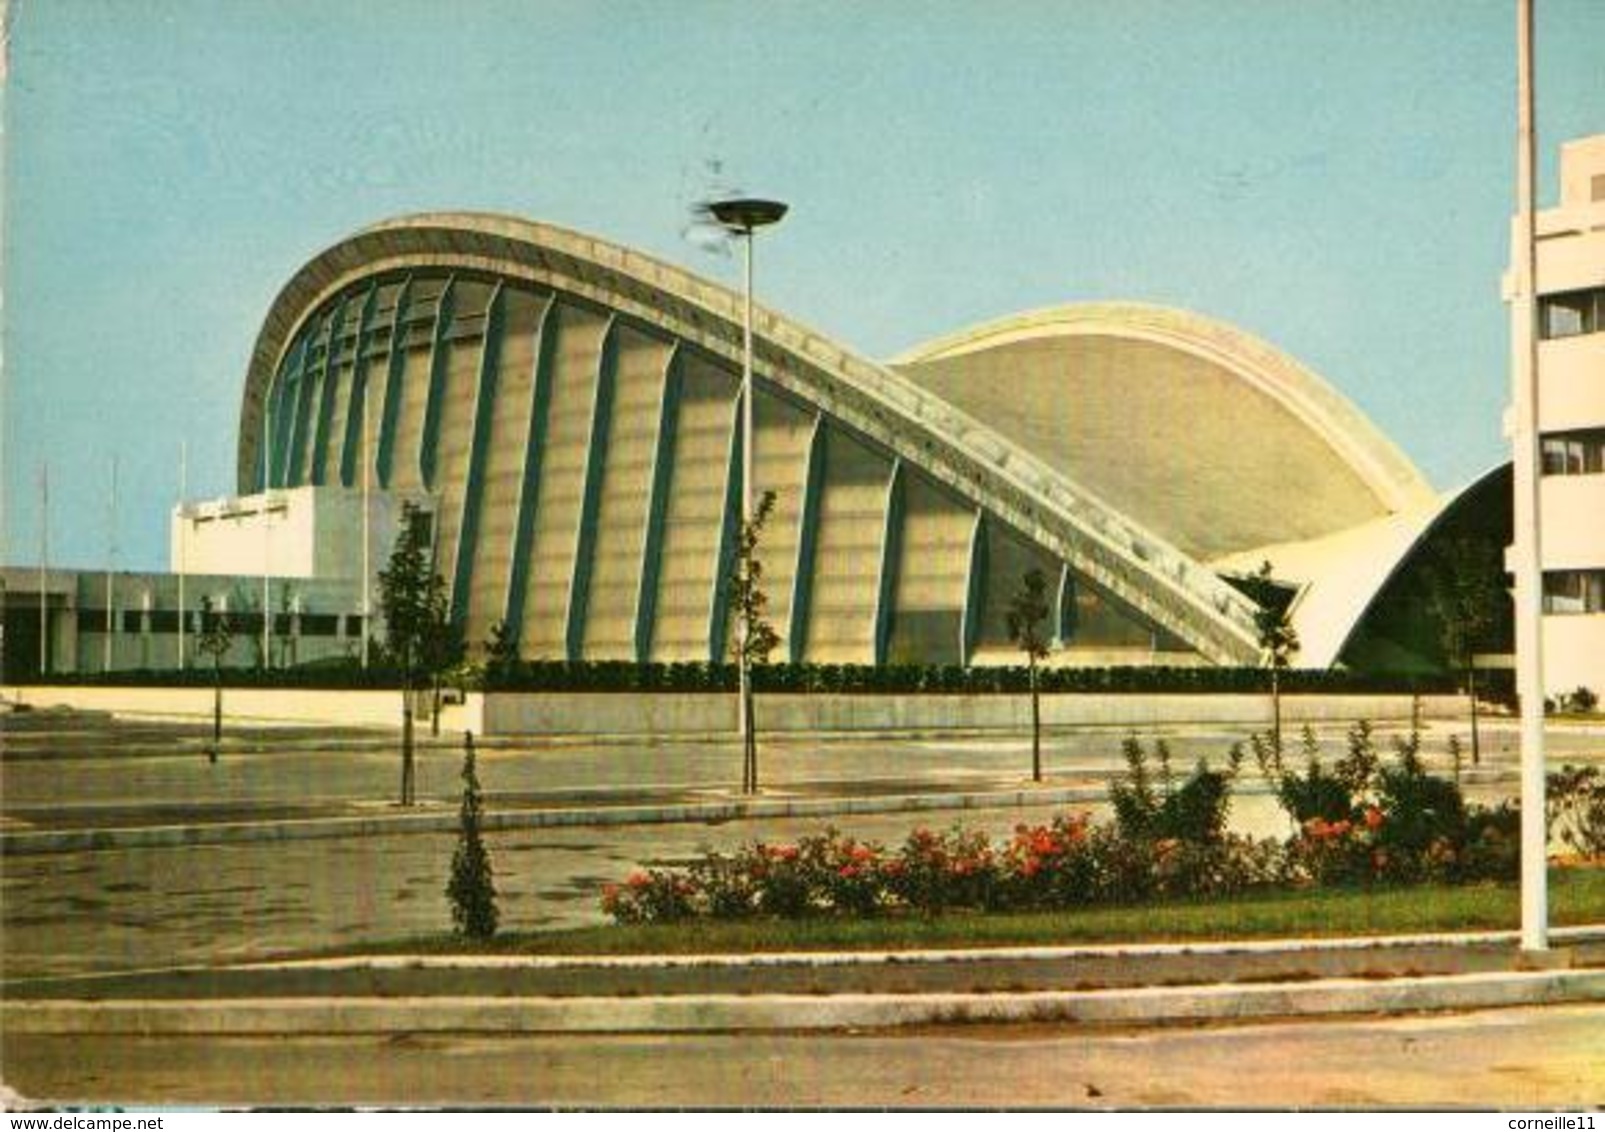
(4, 135), (1601, 696)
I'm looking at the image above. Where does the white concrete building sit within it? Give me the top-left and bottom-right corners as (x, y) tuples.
(172, 485), (398, 582)
(1522, 134), (1605, 698)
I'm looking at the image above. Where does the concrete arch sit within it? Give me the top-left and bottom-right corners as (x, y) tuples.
(238, 213), (1263, 664)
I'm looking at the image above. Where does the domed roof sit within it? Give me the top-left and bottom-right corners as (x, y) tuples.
(893, 303), (1437, 561)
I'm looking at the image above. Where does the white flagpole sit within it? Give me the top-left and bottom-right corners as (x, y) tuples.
(362, 370), (371, 668)
(104, 455), (117, 673)
(1513, 0), (1548, 953)
(38, 462), (48, 676)
(178, 440), (188, 670)
(262, 393), (271, 668)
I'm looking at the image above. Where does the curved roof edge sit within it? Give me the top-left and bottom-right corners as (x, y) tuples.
(893, 302), (1438, 520)
(1214, 463), (1509, 668)
(237, 212), (1264, 664)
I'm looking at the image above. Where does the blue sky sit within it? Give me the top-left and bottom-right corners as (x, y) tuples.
(4, 0), (1603, 570)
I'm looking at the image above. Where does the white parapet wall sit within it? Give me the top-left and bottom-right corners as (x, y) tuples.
(5, 685), (482, 733)
(6, 685), (1468, 737)
(477, 691), (1471, 737)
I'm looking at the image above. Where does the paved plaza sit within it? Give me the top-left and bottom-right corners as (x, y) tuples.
(1, 709), (1600, 977)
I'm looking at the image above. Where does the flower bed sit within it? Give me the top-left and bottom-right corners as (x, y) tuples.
(601, 725), (1524, 925)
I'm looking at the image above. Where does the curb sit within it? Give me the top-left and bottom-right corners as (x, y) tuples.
(0, 785), (1112, 856)
(6, 968), (1602, 1035)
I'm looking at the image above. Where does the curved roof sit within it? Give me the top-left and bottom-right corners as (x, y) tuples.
(1213, 464), (1511, 668)
(238, 212), (1263, 664)
(892, 304), (1437, 561)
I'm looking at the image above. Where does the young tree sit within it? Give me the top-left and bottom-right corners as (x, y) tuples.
(379, 503), (446, 806)
(1246, 560), (1299, 756)
(1423, 536), (1503, 765)
(419, 589), (464, 738)
(446, 730), (498, 939)
(727, 490), (780, 794)
(1006, 568), (1053, 783)
(194, 595), (233, 763)
(483, 619), (520, 692)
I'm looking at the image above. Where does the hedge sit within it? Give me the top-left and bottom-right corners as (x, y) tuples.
(14, 659), (1486, 698)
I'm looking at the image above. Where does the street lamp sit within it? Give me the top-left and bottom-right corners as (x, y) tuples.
(709, 197), (788, 795)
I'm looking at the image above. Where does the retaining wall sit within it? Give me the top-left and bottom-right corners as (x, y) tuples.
(7, 684), (1467, 737)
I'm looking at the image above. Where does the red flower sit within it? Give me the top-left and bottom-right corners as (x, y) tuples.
(1364, 806), (1384, 831)
(627, 871), (651, 889)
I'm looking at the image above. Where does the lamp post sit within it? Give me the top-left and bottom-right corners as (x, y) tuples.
(708, 197), (788, 795)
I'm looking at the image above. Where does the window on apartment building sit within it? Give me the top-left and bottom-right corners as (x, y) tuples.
(1543, 570), (1605, 615)
(1541, 429), (1605, 475)
(1540, 286), (1604, 339)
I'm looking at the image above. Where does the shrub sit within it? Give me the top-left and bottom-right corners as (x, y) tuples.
(887, 825), (1002, 913)
(687, 852), (761, 919)
(744, 841), (816, 918)
(1372, 731), (1467, 882)
(1002, 814), (1098, 908)
(600, 869), (698, 924)
(1548, 765), (1605, 860)
(1562, 686), (1598, 715)
(1109, 736), (1241, 845)
(1257, 726), (1358, 827)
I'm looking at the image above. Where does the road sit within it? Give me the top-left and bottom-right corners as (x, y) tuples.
(4, 1005), (1602, 1108)
(2, 714), (1600, 978)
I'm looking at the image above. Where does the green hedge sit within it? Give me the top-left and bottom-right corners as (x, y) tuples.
(17, 658), (1480, 697)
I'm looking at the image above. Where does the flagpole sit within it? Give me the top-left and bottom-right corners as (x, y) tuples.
(38, 463), (48, 676)
(262, 393), (272, 668)
(1513, 0), (1548, 953)
(361, 369), (371, 668)
(104, 455), (117, 673)
(178, 440), (188, 670)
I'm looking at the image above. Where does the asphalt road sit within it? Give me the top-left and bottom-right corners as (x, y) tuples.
(8, 712), (1592, 825)
(5, 1005), (1602, 1108)
(2, 714), (1600, 978)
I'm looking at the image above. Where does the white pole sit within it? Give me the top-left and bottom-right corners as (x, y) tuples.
(104, 455), (117, 673)
(178, 440), (188, 670)
(1513, 0), (1548, 953)
(38, 462), (48, 676)
(738, 228), (754, 793)
(262, 394), (271, 668)
(362, 371), (371, 668)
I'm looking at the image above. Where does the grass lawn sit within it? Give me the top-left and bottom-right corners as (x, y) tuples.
(371, 865), (1605, 958)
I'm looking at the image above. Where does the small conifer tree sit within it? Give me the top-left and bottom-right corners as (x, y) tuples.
(447, 730), (498, 940)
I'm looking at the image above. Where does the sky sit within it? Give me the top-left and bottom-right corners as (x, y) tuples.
(3, 0), (1602, 571)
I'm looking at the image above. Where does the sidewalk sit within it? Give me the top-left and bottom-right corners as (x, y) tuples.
(5, 927), (1602, 1034)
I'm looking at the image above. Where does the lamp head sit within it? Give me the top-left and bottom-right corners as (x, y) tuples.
(707, 197), (789, 232)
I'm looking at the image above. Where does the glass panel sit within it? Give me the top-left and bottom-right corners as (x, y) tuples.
(1541, 290), (1595, 339)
